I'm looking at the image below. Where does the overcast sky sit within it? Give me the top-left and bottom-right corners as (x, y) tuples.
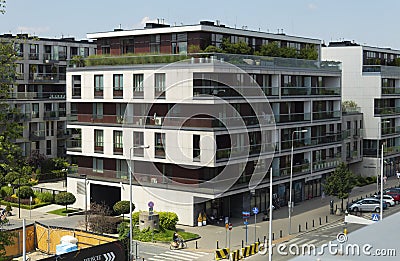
(1, 0), (400, 49)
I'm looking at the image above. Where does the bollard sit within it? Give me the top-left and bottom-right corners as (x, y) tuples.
(272, 233), (275, 240)
(313, 219), (315, 227)
(196, 241), (198, 249)
(335, 204), (337, 211)
(217, 240), (219, 249)
(242, 240), (244, 248)
(298, 224), (301, 232)
(326, 216), (328, 223)
(258, 238), (260, 243)
(306, 222), (308, 230)
(319, 217), (322, 225)
(280, 230), (282, 238)
(264, 235), (266, 242)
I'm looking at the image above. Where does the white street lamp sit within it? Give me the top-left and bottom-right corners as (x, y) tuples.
(377, 120), (390, 194)
(289, 129), (308, 235)
(380, 142), (385, 221)
(129, 145), (149, 261)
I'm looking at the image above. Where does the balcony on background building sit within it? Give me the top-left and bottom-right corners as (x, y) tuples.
(275, 112), (311, 124)
(29, 130), (46, 141)
(43, 111), (59, 120)
(312, 110), (341, 121)
(29, 73), (63, 83)
(374, 106), (400, 116)
(66, 140), (82, 152)
(281, 87), (340, 97)
(8, 91), (66, 100)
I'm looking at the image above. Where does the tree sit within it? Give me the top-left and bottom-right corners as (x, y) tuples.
(0, 0), (5, 14)
(88, 202), (119, 234)
(256, 41), (281, 57)
(220, 38), (252, 55)
(113, 200), (134, 221)
(323, 162), (356, 211)
(298, 44), (318, 60)
(55, 192), (76, 211)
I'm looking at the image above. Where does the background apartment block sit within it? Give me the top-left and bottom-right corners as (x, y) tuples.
(323, 42), (400, 178)
(66, 21), (342, 226)
(1, 34), (96, 158)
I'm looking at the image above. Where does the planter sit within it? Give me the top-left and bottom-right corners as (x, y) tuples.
(197, 221), (202, 227)
(202, 220), (206, 226)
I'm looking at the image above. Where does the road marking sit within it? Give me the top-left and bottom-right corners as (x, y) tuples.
(148, 250), (209, 261)
(159, 253), (192, 260)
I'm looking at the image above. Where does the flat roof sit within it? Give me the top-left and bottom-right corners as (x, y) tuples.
(87, 23), (321, 45)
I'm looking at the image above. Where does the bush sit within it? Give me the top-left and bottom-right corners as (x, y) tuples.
(5, 202), (12, 212)
(113, 201), (134, 217)
(34, 191), (54, 203)
(4, 196), (35, 205)
(55, 192), (76, 210)
(0, 186), (13, 198)
(132, 211), (140, 225)
(158, 212), (179, 230)
(16, 186), (34, 199)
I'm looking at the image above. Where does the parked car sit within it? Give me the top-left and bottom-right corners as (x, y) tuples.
(374, 194), (395, 207)
(348, 198), (387, 213)
(383, 188), (400, 203)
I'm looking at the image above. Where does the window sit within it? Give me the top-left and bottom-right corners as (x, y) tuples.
(150, 34), (160, 53)
(59, 46), (67, 61)
(155, 132), (165, 158)
(193, 135), (200, 161)
(133, 74), (144, 97)
(93, 103), (103, 119)
(16, 63), (24, 80)
(94, 130), (104, 153)
(114, 131), (123, 155)
(133, 131), (144, 156)
(14, 43), (23, 57)
(72, 75), (81, 98)
(94, 75), (104, 91)
(29, 44), (39, 60)
(155, 73), (166, 99)
(32, 103), (39, 118)
(171, 33), (187, 54)
(46, 140), (52, 155)
(116, 159), (128, 179)
(113, 74), (123, 90)
(93, 158), (104, 173)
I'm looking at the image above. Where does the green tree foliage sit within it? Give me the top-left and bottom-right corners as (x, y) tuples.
(16, 185), (34, 199)
(204, 45), (223, 53)
(323, 163), (356, 210)
(113, 200), (134, 220)
(55, 192), (76, 211)
(256, 41), (281, 57)
(220, 38), (252, 55)
(158, 211), (179, 230)
(298, 44), (318, 60)
(0, 0), (5, 14)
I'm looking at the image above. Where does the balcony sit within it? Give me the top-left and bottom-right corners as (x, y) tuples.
(72, 114), (124, 125)
(29, 73), (63, 83)
(382, 126), (400, 136)
(384, 146), (400, 156)
(312, 157), (341, 171)
(29, 130), (46, 141)
(281, 87), (340, 96)
(43, 111), (59, 120)
(216, 143), (275, 162)
(7, 112), (31, 122)
(312, 110), (341, 121)
(66, 140), (82, 152)
(276, 162), (311, 177)
(274, 112), (311, 124)
(43, 53), (59, 62)
(8, 91), (66, 100)
(29, 52), (39, 60)
(382, 87), (400, 96)
(374, 107), (400, 116)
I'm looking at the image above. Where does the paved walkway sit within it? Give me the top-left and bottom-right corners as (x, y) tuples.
(178, 176), (400, 252)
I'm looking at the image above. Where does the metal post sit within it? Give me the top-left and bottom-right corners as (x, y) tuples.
(245, 222), (248, 245)
(18, 174), (21, 219)
(84, 175), (87, 231)
(380, 142), (384, 221)
(289, 129), (307, 235)
(23, 219), (26, 261)
(254, 213), (257, 243)
(268, 168), (273, 261)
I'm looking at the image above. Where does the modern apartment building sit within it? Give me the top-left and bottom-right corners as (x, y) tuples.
(323, 42), (400, 178)
(66, 21), (342, 226)
(1, 34), (96, 158)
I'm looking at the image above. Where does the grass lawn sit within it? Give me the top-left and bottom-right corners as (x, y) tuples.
(133, 227), (199, 242)
(47, 208), (79, 216)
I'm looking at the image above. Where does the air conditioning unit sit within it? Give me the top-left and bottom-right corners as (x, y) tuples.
(150, 178), (158, 184)
(154, 117), (162, 126)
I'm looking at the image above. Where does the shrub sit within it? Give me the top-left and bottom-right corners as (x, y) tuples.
(0, 186), (13, 198)
(132, 211), (140, 225)
(16, 186), (34, 199)
(34, 191), (54, 203)
(158, 212), (179, 230)
(113, 201), (134, 217)
(5, 202), (12, 212)
(55, 192), (76, 211)
(4, 196), (35, 205)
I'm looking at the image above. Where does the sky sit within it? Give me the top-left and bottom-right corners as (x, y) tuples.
(1, 0), (400, 49)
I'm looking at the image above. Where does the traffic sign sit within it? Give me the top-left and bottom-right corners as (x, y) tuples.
(372, 213), (380, 221)
(244, 219), (248, 225)
(228, 223), (233, 230)
(252, 207), (259, 215)
(148, 201), (154, 208)
(242, 211), (250, 219)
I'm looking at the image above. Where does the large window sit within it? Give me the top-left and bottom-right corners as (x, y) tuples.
(72, 75), (81, 98)
(114, 130), (123, 155)
(29, 44), (39, 60)
(133, 131), (144, 156)
(155, 73), (166, 99)
(93, 103), (103, 119)
(116, 159), (128, 179)
(93, 158), (103, 173)
(171, 33), (187, 54)
(94, 129), (104, 153)
(113, 74), (123, 90)
(193, 134), (200, 161)
(133, 74), (144, 97)
(150, 34), (160, 53)
(155, 132), (165, 158)
(94, 75), (104, 91)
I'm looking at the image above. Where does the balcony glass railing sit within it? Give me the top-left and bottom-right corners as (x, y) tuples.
(382, 126), (400, 136)
(275, 162), (311, 177)
(43, 111), (59, 119)
(382, 87), (400, 95)
(281, 87), (340, 96)
(312, 157), (341, 171)
(281, 133), (341, 151)
(216, 143), (275, 161)
(312, 110), (341, 120)
(274, 112), (311, 124)
(8, 92), (66, 100)
(342, 106), (361, 114)
(29, 130), (46, 140)
(374, 107), (400, 115)
(66, 140), (82, 152)
(29, 73), (64, 83)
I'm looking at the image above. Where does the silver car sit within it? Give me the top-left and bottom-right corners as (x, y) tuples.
(349, 198), (385, 212)
(374, 194), (395, 207)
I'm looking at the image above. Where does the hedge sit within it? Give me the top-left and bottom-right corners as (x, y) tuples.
(0, 200), (50, 210)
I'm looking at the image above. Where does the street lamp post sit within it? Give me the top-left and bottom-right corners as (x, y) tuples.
(129, 145), (149, 261)
(380, 142), (385, 221)
(289, 129), (308, 235)
(80, 174), (88, 231)
(377, 120), (390, 193)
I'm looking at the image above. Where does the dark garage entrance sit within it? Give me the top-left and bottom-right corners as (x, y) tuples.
(90, 184), (121, 212)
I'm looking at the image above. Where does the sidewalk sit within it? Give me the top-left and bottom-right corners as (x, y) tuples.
(179, 176), (399, 252)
